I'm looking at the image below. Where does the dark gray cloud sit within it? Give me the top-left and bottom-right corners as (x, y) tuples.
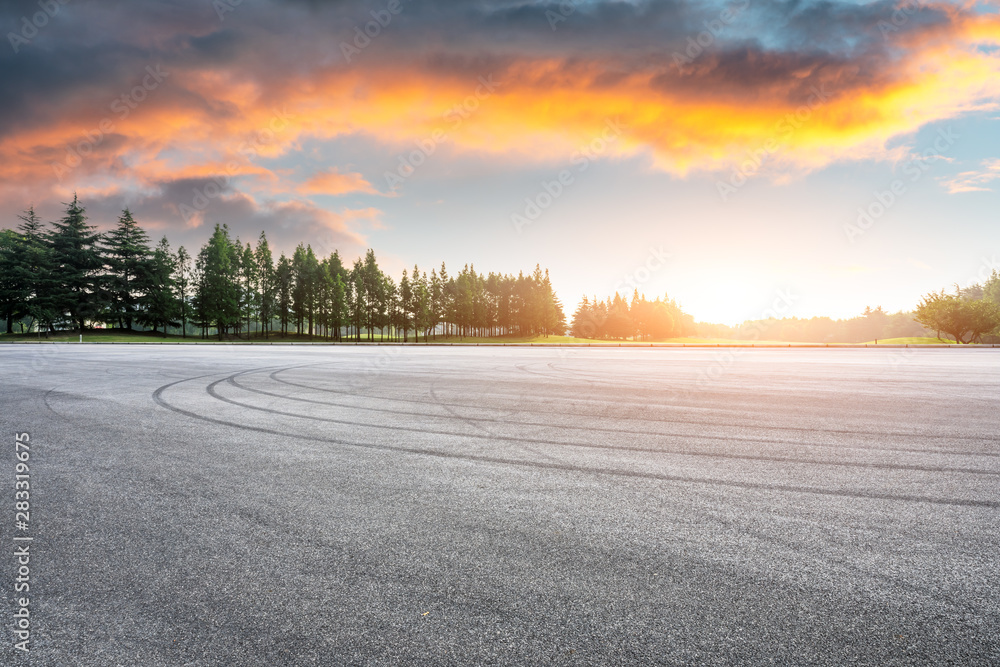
(0, 0), (964, 133)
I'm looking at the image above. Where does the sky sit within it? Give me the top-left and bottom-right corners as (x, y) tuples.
(1, 0), (999, 325)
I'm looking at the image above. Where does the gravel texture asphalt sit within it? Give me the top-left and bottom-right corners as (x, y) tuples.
(0, 344), (998, 666)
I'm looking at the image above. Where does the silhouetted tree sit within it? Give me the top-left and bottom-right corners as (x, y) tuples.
(46, 195), (105, 331)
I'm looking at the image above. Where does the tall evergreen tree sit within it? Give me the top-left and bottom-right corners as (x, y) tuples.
(11, 207), (53, 332)
(331, 272), (347, 341)
(174, 246), (192, 338)
(399, 268), (412, 342)
(240, 242), (258, 337)
(103, 208), (153, 330)
(0, 229), (20, 333)
(139, 237), (179, 336)
(256, 232), (275, 339)
(275, 253), (292, 336)
(194, 224), (240, 340)
(349, 258), (365, 341)
(291, 244), (308, 335)
(412, 265), (429, 342)
(45, 195), (105, 331)
(303, 245), (320, 336)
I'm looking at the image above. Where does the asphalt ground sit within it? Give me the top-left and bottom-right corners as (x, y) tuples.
(0, 345), (998, 665)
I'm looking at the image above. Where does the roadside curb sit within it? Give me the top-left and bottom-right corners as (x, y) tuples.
(2, 341), (997, 348)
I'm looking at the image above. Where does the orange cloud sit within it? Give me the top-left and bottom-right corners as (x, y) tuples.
(0, 1), (998, 213)
(299, 169), (379, 196)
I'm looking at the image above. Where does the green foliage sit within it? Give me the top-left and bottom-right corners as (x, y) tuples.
(193, 224), (241, 339)
(913, 289), (1000, 344)
(571, 292), (691, 340)
(701, 306), (937, 344)
(102, 208), (153, 330)
(138, 237), (180, 335)
(174, 246), (192, 337)
(983, 270), (1000, 307)
(255, 233), (275, 339)
(2, 195), (566, 340)
(45, 195), (105, 331)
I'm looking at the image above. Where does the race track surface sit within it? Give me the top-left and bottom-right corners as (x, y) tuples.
(1, 345), (998, 665)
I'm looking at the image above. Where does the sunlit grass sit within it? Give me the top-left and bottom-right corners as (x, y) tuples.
(862, 337), (954, 344)
(0, 330), (966, 345)
(0, 329), (183, 343)
(426, 335), (804, 345)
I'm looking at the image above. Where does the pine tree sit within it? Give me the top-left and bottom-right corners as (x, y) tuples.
(412, 265), (429, 342)
(241, 242), (257, 337)
(349, 258), (365, 341)
(291, 244), (307, 335)
(194, 224), (240, 340)
(102, 208), (153, 330)
(428, 268), (442, 339)
(326, 250), (347, 340)
(303, 245), (319, 337)
(399, 268), (412, 342)
(0, 229), (20, 333)
(139, 237), (179, 336)
(256, 232), (275, 339)
(46, 195), (105, 332)
(275, 253), (292, 337)
(12, 207), (54, 332)
(174, 246), (192, 337)
(331, 272), (346, 341)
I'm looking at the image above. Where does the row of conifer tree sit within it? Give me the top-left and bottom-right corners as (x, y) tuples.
(0, 197), (567, 340)
(570, 293), (695, 341)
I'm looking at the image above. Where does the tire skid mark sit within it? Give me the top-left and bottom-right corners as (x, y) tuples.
(428, 374), (569, 469)
(151, 368), (1000, 510)
(212, 375), (1000, 477)
(270, 365), (1000, 452)
(251, 368), (1000, 466)
(173, 366), (1000, 480)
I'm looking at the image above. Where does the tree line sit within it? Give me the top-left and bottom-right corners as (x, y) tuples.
(697, 307), (932, 344)
(0, 197), (566, 340)
(569, 292), (695, 340)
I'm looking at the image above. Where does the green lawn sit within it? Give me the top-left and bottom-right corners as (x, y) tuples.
(861, 337), (955, 345)
(0, 330), (765, 345)
(0, 330), (964, 346)
(0, 329), (184, 343)
(403, 335), (808, 345)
